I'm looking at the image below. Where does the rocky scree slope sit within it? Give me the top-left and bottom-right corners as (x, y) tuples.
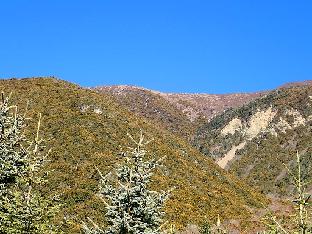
(0, 78), (267, 233)
(193, 85), (312, 196)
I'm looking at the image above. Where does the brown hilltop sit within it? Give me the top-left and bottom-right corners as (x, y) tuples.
(96, 80), (312, 124)
(95, 85), (265, 122)
(278, 79), (312, 89)
(159, 91), (265, 121)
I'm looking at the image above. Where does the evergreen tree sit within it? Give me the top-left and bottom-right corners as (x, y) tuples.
(0, 94), (60, 233)
(83, 132), (170, 234)
(0, 93), (27, 193)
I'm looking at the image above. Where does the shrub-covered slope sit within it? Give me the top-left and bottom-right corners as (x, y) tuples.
(0, 78), (267, 233)
(194, 85), (312, 195)
(95, 85), (197, 140)
(159, 92), (264, 121)
(96, 86), (265, 136)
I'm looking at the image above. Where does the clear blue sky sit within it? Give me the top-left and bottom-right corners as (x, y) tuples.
(1, 1), (312, 93)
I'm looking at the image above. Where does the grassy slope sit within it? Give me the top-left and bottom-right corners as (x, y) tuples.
(0, 77), (267, 233)
(194, 85), (312, 196)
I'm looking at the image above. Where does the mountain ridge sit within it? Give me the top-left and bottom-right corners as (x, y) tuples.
(97, 80), (312, 123)
(95, 85), (266, 122)
(0, 77), (268, 233)
(96, 80), (312, 198)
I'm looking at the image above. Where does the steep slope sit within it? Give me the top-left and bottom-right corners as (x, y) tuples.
(0, 78), (267, 233)
(194, 85), (312, 195)
(95, 85), (196, 140)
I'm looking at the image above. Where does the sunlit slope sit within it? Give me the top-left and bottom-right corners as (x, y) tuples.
(0, 77), (266, 232)
(95, 85), (196, 141)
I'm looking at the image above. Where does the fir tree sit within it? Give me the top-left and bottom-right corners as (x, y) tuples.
(0, 94), (60, 234)
(83, 132), (170, 234)
(0, 93), (27, 193)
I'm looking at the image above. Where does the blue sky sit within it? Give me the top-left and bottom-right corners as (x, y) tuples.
(1, 1), (312, 93)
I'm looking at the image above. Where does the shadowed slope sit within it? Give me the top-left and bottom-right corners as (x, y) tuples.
(194, 84), (312, 196)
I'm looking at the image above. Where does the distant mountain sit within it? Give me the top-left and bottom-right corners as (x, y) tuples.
(278, 80), (312, 89)
(159, 92), (265, 121)
(0, 78), (267, 233)
(97, 85), (265, 121)
(193, 84), (312, 196)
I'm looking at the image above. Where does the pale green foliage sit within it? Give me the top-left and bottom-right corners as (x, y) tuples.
(0, 94), (27, 191)
(83, 132), (170, 234)
(0, 187), (60, 233)
(0, 94), (60, 234)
